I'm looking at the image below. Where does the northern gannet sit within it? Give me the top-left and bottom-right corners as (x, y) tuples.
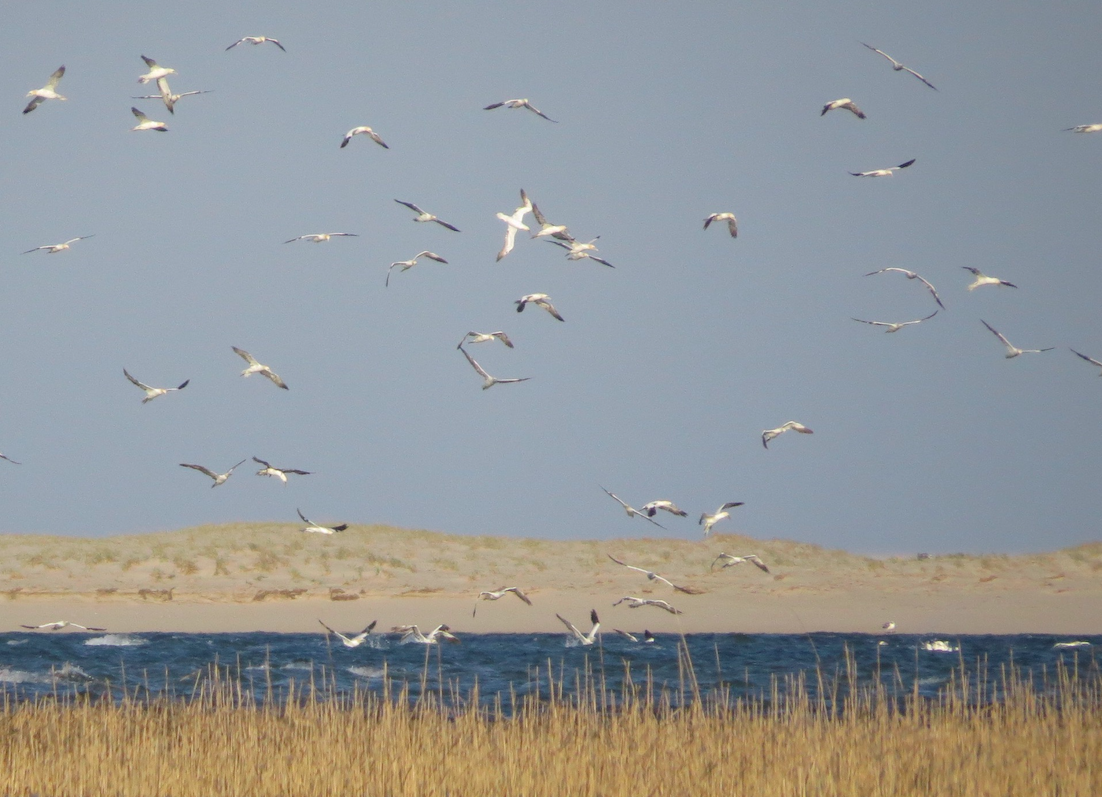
(556, 610), (600, 645)
(297, 508), (349, 534)
(698, 502), (745, 536)
(599, 486), (667, 530)
(179, 459), (247, 487)
(860, 43), (937, 90)
(22, 235), (94, 254)
(530, 203), (572, 241)
(232, 347), (289, 389)
(473, 587), (532, 616)
(849, 159), (915, 177)
(483, 98), (557, 122)
(547, 238), (613, 267)
(340, 126), (388, 149)
(318, 619), (376, 647)
(703, 212), (738, 238)
(496, 189), (533, 261)
(613, 629), (656, 643)
(821, 98), (866, 118)
(1070, 348), (1102, 375)
(391, 624), (459, 644)
(20, 621), (106, 632)
(612, 596), (682, 614)
(386, 251), (448, 287)
(607, 555), (703, 594)
(863, 267), (944, 309)
(762, 421), (814, 449)
(1065, 124), (1102, 133)
(881, 622), (896, 633)
(253, 457), (311, 482)
(962, 266), (1017, 290)
(640, 500), (687, 518)
(851, 309), (938, 333)
(283, 233), (358, 243)
(133, 77), (211, 114)
(23, 66), (66, 114)
(226, 36), (286, 52)
(459, 331), (514, 349)
(130, 107), (167, 132)
(124, 369), (189, 403)
(138, 55), (176, 84)
(514, 293), (564, 321)
(393, 200), (460, 231)
(981, 320), (1054, 359)
(458, 345), (531, 390)
(710, 553), (770, 573)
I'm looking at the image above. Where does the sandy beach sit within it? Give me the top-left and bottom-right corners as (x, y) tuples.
(1, 523), (1099, 635)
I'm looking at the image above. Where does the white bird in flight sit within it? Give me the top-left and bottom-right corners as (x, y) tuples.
(864, 267), (944, 309)
(607, 555), (703, 594)
(556, 610), (600, 645)
(232, 347), (289, 390)
(226, 36), (286, 52)
(981, 320), (1054, 359)
(458, 345), (531, 390)
(704, 212), (738, 238)
(711, 553), (770, 573)
(298, 508), (349, 534)
(1065, 124), (1102, 133)
(614, 629), (656, 644)
(284, 232), (358, 244)
(21, 621), (106, 632)
(860, 43), (937, 90)
(547, 238), (613, 267)
(131, 107), (168, 132)
(253, 457), (311, 482)
(459, 331), (514, 349)
(473, 587), (532, 616)
(850, 159), (915, 177)
(124, 369), (189, 403)
(1070, 349), (1102, 375)
(138, 55), (176, 84)
(515, 293), (564, 321)
(530, 203), (572, 241)
(640, 500), (687, 518)
(179, 459), (247, 488)
(496, 189), (533, 261)
(599, 487), (667, 530)
(612, 596), (682, 614)
(483, 98), (557, 122)
(340, 126), (388, 149)
(133, 77), (211, 114)
(22, 235), (94, 254)
(962, 266), (1017, 291)
(762, 421), (814, 449)
(851, 310), (939, 333)
(392, 624), (459, 644)
(393, 200), (460, 231)
(698, 502), (745, 536)
(821, 98), (866, 118)
(318, 619), (376, 647)
(386, 251), (448, 287)
(23, 65), (66, 114)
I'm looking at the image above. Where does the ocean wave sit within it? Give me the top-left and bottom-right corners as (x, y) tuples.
(85, 634), (146, 647)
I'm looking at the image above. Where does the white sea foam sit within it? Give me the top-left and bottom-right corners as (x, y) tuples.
(85, 634), (146, 647)
(347, 666), (385, 679)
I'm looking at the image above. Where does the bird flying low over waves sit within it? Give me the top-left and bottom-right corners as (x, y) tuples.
(284, 232), (358, 243)
(699, 502), (745, 536)
(253, 457), (311, 482)
(340, 126), (388, 149)
(614, 629), (656, 644)
(458, 345), (530, 390)
(23, 66), (66, 114)
(850, 159), (915, 177)
(762, 421), (814, 449)
(386, 251), (448, 287)
(981, 320), (1054, 359)
(226, 36), (286, 52)
(821, 98), (866, 118)
(704, 212), (738, 238)
(179, 459), (247, 487)
(962, 267), (1016, 291)
(298, 508), (348, 534)
(392, 624), (459, 644)
(599, 487), (667, 529)
(393, 200), (460, 231)
(1065, 124), (1102, 133)
(864, 268), (944, 309)
(22, 235), (94, 254)
(138, 55), (176, 84)
(124, 369), (189, 403)
(860, 43), (937, 90)
(459, 331), (514, 349)
(232, 347), (289, 389)
(483, 98), (557, 122)
(556, 610), (600, 645)
(473, 587), (532, 616)
(318, 619), (376, 647)
(851, 310), (939, 333)
(1070, 349), (1102, 375)
(711, 553), (770, 573)
(131, 107), (167, 131)
(515, 293), (564, 321)
(612, 596), (682, 614)
(496, 189), (533, 261)
(21, 621), (106, 632)
(607, 555), (703, 594)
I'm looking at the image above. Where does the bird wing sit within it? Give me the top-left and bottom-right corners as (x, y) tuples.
(961, 267), (981, 276)
(588, 255), (614, 268)
(123, 369), (153, 391)
(531, 203), (549, 226)
(524, 102), (557, 122)
(22, 96), (45, 114)
(719, 502), (745, 511)
(269, 38), (287, 52)
(861, 43), (898, 66)
(981, 320), (1013, 349)
(131, 107), (150, 122)
(180, 463), (218, 479)
(46, 65), (65, 89)
(395, 200), (423, 213)
(417, 251), (447, 263)
(601, 486), (630, 510)
(459, 346), (492, 381)
(141, 55), (159, 68)
(614, 629), (639, 642)
(703, 214), (716, 230)
(494, 332), (514, 348)
(726, 217), (738, 237)
(1070, 349), (1102, 368)
(368, 130), (388, 148)
(497, 224), (518, 261)
(297, 508), (312, 525)
(433, 219), (460, 232)
(483, 102), (505, 110)
(901, 66), (936, 90)
(555, 614), (584, 641)
(913, 275), (945, 308)
(746, 555), (770, 573)
(852, 318), (890, 327)
(282, 469), (311, 476)
(535, 299), (564, 321)
(897, 159), (916, 169)
(510, 588), (533, 606)
(225, 39), (244, 50)
(607, 554), (649, 576)
(711, 554), (732, 570)
(232, 347), (259, 365)
(261, 369), (288, 389)
(0, 454), (21, 465)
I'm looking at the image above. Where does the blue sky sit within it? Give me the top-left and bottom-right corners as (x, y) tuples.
(1, 1), (1100, 554)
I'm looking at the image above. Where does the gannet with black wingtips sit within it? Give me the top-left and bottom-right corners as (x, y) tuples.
(821, 98), (866, 118)
(138, 55), (176, 84)
(179, 459), (247, 487)
(496, 189), (533, 261)
(607, 555), (703, 594)
(386, 251), (448, 287)
(458, 345), (531, 390)
(232, 347), (289, 390)
(710, 553), (770, 573)
(318, 619), (377, 647)
(761, 421), (813, 449)
(962, 267), (1017, 291)
(253, 457), (312, 482)
(23, 66), (66, 114)
(699, 502), (745, 536)
(226, 36), (286, 52)
(612, 596), (682, 614)
(851, 310), (938, 333)
(22, 235), (94, 254)
(863, 268), (944, 309)
(980, 320), (1054, 359)
(394, 200), (460, 231)
(459, 331), (514, 349)
(340, 126), (388, 149)
(483, 98), (557, 122)
(124, 369), (189, 403)
(473, 587), (532, 616)
(703, 212), (738, 238)
(849, 159), (915, 177)
(514, 293), (564, 321)
(860, 43), (937, 90)
(556, 610), (600, 645)
(599, 487), (667, 530)
(297, 508), (348, 534)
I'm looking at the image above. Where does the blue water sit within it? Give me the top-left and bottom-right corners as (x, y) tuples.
(0, 632), (1096, 708)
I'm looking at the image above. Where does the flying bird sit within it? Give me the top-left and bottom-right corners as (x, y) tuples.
(253, 457), (311, 482)
(483, 98), (557, 122)
(860, 43), (937, 90)
(640, 500), (687, 518)
(133, 78), (211, 114)
(530, 203), (572, 241)
(297, 508), (349, 534)
(703, 212), (738, 238)
(0, 453), (21, 465)
(386, 251), (448, 287)
(138, 55), (176, 84)
(547, 238), (613, 267)
(1070, 348), (1102, 375)
(473, 587), (532, 616)
(762, 421), (814, 449)
(20, 621), (106, 632)
(710, 553), (770, 573)
(179, 459), (247, 488)
(962, 267), (1017, 291)
(496, 189), (533, 261)
(124, 369), (189, 403)
(458, 345), (530, 390)
(556, 610), (600, 645)
(612, 596), (682, 614)
(393, 200), (460, 231)
(23, 65), (66, 114)
(283, 232), (358, 243)
(821, 98), (866, 118)
(231, 347), (289, 390)
(851, 310), (939, 333)
(607, 555), (703, 594)
(613, 629), (656, 644)
(849, 159), (915, 177)
(881, 622), (896, 633)
(318, 619), (376, 647)
(863, 267), (944, 309)
(698, 502), (745, 536)
(459, 331), (514, 349)
(599, 487), (667, 530)
(22, 235), (94, 254)
(391, 624), (459, 644)
(340, 126), (388, 149)
(1065, 124), (1102, 133)
(981, 320), (1054, 359)
(130, 107), (167, 132)
(226, 36), (286, 52)
(515, 293), (564, 321)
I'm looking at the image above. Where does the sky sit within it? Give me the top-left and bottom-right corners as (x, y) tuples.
(1, 1), (1100, 555)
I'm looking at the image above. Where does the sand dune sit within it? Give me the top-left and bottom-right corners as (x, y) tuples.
(0, 523), (1099, 634)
